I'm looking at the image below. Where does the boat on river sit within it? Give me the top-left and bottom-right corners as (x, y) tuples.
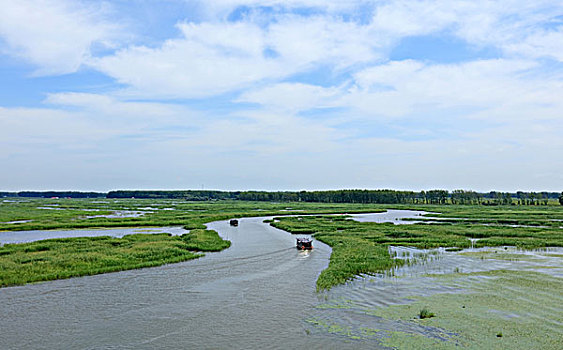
(296, 237), (313, 250)
(230, 219), (239, 226)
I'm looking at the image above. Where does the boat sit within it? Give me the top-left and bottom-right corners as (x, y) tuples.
(229, 219), (239, 226)
(296, 237), (313, 250)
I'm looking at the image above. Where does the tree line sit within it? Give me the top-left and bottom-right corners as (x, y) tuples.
(2, 190), (562, 206)
(106, 189), (561, 205)
(4, 191), (106, 198)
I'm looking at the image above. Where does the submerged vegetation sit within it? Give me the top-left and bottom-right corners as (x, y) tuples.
(419, 307), (435, 319)
(371, 270), (563, 349)
(271, 206), (563, 290)
(1, 198), (563, 291)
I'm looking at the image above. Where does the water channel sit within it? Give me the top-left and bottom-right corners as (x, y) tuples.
(0, 215), (346, 349)
(0, 227), (190, 245)
(0, 210), (560, 349)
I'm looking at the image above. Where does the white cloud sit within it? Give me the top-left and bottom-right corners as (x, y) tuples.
(0, 106), (111, 154)
(370, 0), (563, 61)
(91, 21), (282, 98)
(370, 0), (457, 38)
(236, 82), (340, 112)
(91, 15), (382, 98)
(2, 0), (563, 191)
(45, 92), (189, 120)
(194, 0), (360, 19)
(268, 15), (381, 69)
(87, 1), (563, 99)
(0, 0), (118, 75)
(504, 27), (563, 62)
(343, 58), (562, 120)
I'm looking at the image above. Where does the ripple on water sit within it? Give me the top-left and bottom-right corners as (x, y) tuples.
(308, 246), (563, 347)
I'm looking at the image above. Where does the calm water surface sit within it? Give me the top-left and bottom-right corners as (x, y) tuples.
(0, 227), (189, 245)
(6, 210), (538, 349)
(0, 216), (378, 349)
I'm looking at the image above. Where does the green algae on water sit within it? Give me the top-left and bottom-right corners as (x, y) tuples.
(369, 270), (563, 349)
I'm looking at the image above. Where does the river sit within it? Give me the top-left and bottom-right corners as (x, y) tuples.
(0, 216), (363, 349)
(3, 210), (556, 349)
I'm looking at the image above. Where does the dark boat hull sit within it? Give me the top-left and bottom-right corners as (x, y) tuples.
(296, 238), (313, 250)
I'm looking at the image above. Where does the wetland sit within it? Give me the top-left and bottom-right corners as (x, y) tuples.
(0, 198), (562, 349)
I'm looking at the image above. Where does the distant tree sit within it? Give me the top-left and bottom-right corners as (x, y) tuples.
(559, 192), (563, 206)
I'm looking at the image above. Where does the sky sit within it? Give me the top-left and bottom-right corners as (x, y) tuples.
(1, 0), (562, 192)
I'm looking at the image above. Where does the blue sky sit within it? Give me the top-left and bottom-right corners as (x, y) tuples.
(1, 0), (562, 192)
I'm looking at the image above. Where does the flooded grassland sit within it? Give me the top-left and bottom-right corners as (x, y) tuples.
(273, 213), (563, 349)
(307, 247), (562, 349)
(0, 199), (562, 348)
(0, 199), (388, 287)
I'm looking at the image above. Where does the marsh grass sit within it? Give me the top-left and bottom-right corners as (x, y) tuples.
(0, 198), (388, 232)
(2, 199), (563, 289)
(271, 212), (563, 290)
(0, 229), (230, 287)
(419, 307), (435, 319)
(182, 229), (231, 251)
(0, 198), (390, 287)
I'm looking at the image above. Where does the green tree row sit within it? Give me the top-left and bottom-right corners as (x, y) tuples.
(3, 190), (562, 206)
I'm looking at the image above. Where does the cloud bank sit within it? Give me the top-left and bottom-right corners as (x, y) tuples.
(0, 0), (562, 191)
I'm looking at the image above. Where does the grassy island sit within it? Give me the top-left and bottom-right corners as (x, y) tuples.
(0, 198), (386, 287)
(271, 208), (563, 290)
(0, 229), (230, 287)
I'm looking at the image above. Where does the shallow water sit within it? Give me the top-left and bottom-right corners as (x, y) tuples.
(83, 210), (151, 219)
(349, 209), (431, 224)
(309, 245), (563, 344)
(0, 227), (189, 245)
(1, 210), (559, 349)
(1, 220), (32, 225)
(0, 217), (370, 349)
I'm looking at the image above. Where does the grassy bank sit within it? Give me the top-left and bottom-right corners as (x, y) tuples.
(271, 213), (563, 290)
(0, 198), (388, 232)
(2, 199), (563, 289)
(182, 229), (231, 251)
(0, 229), (228, 287)
(0, 198), (388, 287)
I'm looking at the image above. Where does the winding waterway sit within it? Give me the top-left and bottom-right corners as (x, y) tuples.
(0, 216), (353, 349)
(1, 210), (559, 349)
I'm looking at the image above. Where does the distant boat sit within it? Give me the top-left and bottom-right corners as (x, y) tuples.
(229, 219), (239, 226)
(296, 237), (313, 250)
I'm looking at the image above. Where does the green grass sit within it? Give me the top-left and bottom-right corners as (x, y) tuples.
(271, 212), (563, 290)
(181, 229), (231, 251)
(0, 229), (230, 287)
(0, 198), (389, 232)
(419, 307), (435, 319)
(2, 199), (563, 290)
(0, 198), (390, 287)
